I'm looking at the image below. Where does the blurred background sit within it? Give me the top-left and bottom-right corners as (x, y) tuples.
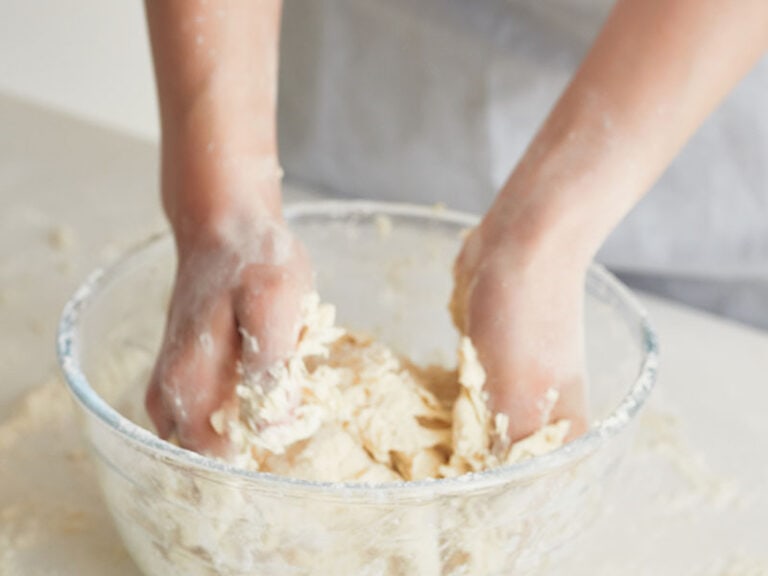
(2, 0), (767, 330)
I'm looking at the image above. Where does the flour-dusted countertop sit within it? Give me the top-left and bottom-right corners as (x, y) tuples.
(1, 94), (766, 575)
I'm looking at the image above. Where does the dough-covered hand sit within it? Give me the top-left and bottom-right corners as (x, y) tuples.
(144, 0), (298, 455)
(451, 206), (589, 443)
(146, 209), (312, 456)
(446, 0), (768, 444)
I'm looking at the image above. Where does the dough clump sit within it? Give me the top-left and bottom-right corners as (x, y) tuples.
(211, 293), (569, 482)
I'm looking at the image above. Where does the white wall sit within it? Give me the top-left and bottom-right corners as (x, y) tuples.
(0, 0), (158, 141)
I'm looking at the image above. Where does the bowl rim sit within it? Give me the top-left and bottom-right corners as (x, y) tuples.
(57, 200), (659, 499)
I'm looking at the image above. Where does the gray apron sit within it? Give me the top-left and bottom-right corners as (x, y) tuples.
(278, 0), (768, 329)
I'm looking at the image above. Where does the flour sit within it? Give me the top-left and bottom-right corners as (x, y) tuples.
(0, 379), (137, 575)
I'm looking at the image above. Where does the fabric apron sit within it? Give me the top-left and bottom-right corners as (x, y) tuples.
(278, 0), (768, 329)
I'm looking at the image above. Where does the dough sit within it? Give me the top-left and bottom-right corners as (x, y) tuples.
(82, 293), (576, 576)
(211, 293), (569, 482)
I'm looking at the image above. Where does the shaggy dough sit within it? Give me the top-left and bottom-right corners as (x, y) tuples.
(211, 293), (569, 482)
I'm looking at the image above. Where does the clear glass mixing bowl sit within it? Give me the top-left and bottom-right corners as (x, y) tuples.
(57, 201), (658, 576)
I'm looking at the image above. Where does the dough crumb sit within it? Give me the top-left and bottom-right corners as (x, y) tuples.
(47, 225), (75, 252)
(374, 214), (393, 238)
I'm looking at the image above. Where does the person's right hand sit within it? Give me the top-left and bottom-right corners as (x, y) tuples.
(145, 178), (312, 456)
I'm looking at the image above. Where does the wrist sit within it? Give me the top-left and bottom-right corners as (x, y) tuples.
(485, 80), (658, 267)
(482, 174), (606, 272)
(486, 142), (647, 269)
(162, 140), (283, 255)
(160, 91), (282, 232)
(170, 194), (285, 264)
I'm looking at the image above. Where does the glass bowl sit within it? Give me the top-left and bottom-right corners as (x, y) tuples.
(57, 201), (658, 576)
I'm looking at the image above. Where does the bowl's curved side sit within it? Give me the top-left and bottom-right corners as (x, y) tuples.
(57, 201), (659, 500)
(56, 201), (659, 575)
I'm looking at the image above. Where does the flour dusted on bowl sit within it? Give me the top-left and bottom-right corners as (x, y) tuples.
(210, 293), (569, 482)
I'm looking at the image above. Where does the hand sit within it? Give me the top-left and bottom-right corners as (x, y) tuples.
(146, 199), (312, 456)
(144, 0), (299, 455)
(451, 200), (589, 443)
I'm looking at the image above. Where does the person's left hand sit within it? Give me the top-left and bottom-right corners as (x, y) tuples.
(451, 199), (589, 442)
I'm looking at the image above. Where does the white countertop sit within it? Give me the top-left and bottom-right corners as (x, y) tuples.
(1, 94), (766, 575)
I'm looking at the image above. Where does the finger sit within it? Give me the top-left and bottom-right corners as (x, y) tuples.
(550, 375), (589, 440)
(485, 362), (558, 442)
(172, 297), (239, 456)
(149, 295), (239, 456)
(235, 264), (305, 372)
(449, 232), (480, 332)
(448, 277), (469, 333)
(145, 366), (175, 439)
(464, 274), (560, 442)
(146, 283), (182, 440)
(475, 321), (585, 443)
(469, 331), (552, 442)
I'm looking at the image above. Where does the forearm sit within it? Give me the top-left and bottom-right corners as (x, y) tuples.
(493, 0), (768, 262)
(145, 0), (283, 239)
